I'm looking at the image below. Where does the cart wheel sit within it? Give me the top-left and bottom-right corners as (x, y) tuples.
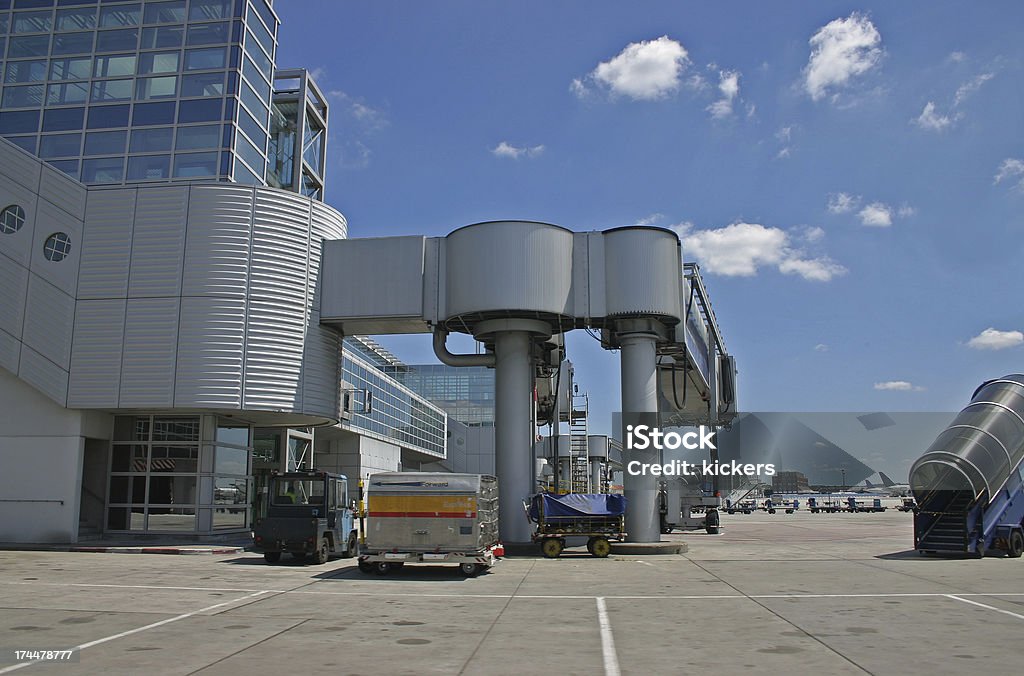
(357, 558), (374, 574)
(342, 532), (358, 558)
(1008, 531), (1024, 558)
(374, 561), (392, 575)
(541, 538), (564, 558)
(263, 551), (281, 564)
(313, 539), (330, 565)
(768, 509), (776, 514)
(460, 562), (482, 577)
(587, 537), (611, 558)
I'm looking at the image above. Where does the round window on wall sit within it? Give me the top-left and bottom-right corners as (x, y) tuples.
(1, 205), (25, 235)
(43, 232), (72, 262)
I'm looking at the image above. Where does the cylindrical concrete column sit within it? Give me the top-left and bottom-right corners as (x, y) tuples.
(620, 332), (661, 542)
(494, 330), (534, 544)
(591, 460), (603, 494)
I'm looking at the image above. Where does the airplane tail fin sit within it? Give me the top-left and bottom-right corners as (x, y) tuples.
(865, 479), (875, 488)
(879, 472), (896, 488)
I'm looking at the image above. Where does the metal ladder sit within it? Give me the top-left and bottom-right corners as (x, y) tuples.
(570, 393), (590, 493)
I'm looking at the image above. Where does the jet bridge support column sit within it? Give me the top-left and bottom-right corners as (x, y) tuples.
(618, 319), (665, 543)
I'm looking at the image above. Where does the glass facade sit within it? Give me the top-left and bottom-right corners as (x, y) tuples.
(0, 0), (294, 191)
(383, 364), (497, 427)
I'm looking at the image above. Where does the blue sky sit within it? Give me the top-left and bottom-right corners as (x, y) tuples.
(277, 1), (1024, 434)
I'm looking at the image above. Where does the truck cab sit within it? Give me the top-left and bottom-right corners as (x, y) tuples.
(253, 470), (358, 565)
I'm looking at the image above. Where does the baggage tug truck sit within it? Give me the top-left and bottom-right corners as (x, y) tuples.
(253, 470), (359, 564)
(358, 473), (499, 577)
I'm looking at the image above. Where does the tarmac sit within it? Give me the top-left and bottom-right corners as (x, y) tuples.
(1, 509), (1022, 675)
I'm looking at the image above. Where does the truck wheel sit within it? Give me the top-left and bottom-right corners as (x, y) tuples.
(313, 539), (330, 565)
(342, 532), (358, 559)
(541, 538), (563, 558)
(768, 509), (776, 514)
(1007, 531), (1024, 558)
(374, 562), (392, 575)
(358, 558), (374, 574)
(460, 562), (482, 577)
(263, 551), (281, 564)
(588, 537), (611, 558)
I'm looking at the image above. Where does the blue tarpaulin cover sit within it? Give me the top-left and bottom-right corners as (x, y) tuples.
(529, 493), (627, 521)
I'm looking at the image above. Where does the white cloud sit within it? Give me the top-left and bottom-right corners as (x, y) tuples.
(858, 202), (892, 227)
(994, 158), (1024, 191)
(874, 381), (925, 392)
(574, 36), (690, 101)
(897, 204), (917, 218)
(800, 226), (825, 243)
(814, 343), (829, 352)
(827, 192), (858, 214)
(707, 70), (740, 119)
(634, 213), (665, 226)
(966, 328), (1024, 350)
(948, 51), (966, 63)
(326, 90), (387, 169)
(914, 101), (954, 131)
(775, 147), (792, 159)
(776, 126), (793, 143)
(954, 72), (994, 107)
(491, 141), (545, 159)
(804, 13), (883, 102)
(674, 221), (846, 281)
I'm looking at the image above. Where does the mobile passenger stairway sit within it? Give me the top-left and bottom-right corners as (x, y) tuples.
(911, 375), (1024, 558)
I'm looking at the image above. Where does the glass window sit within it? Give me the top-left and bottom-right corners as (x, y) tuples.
(144, 1), (185, 24)
(94, 54), (136, 78)
(190, 0), (233, 21)
(177, 97), (221, 123)
(84, 130), (126, 155)
(1, 84), (44, 108)
(47, 81), (89, 104)
(51, 32), (93, 55)
(4, 59), (47, 83)
(237, 107), (265, 149)
(236, 133), (264, 175)
(239, 79), (268, 125)
(216, 423), (249, 447)
(186, 21), (229, 46)
(244, 33), (272, 80)
(151, 446), (198, 473)
(82, 157), (124, 184)
(132, 100), (175, 126)
(233, 157), (261, 186)
(8, 35), (50, 58)
(140, 25), (183, 49)
(91, 78), (132, 102)
(247, 6), (274, 56)
(0, 16), (7, 35)
(152, 417), (199, 442)
(87, 104), (130, 129)
(42, 107), (82, 131)
(4, 136), (38, 154)
(55, 7), (97, 32)
(43, 232), (72, 261)
(96, 28), (137, 52)
(12, 10), (52, 34)
(39, 132), (81, 158)
(145, 507), (196, 532)
(47, 159), (80, 179)
(127, 154), (170, 180)
(129, 126), (172, 153)
(114, 416), (150, 442)
(173, 151), (218, 178)
(138, 51), (179, 74)
(180, 71), (223, 97)
(174, 123), (218, 150)
(49, 57), (91, 80)
(241, 54), (269, 100)
(214, 446), (248, 475)
(99, 4), (140, 28)
(135, 75), (176, 100)
(0, 205), (27, 235)
(212, 507), (247, 529)
(184, 47), (225, 71)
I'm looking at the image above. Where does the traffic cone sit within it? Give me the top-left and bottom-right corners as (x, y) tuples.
(493, 542), (505, 558)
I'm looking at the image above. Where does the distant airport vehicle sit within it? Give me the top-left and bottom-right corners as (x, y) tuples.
(896, 498), (917, 512)
(530, 492), (627, 557)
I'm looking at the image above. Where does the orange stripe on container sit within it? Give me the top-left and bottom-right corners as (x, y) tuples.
(369, 511), (477, 518)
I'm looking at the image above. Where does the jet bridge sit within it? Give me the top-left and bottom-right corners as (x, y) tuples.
(320, 221), (736, 544)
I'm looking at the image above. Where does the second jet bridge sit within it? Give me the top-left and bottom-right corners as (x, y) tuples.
(320, 221), (736, 544)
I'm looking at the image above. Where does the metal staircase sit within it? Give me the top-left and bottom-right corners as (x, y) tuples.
(915, 490), (973, 552)
(570, 393), (590, 493)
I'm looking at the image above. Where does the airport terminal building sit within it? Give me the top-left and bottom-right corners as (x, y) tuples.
(0, 0), (447, 543)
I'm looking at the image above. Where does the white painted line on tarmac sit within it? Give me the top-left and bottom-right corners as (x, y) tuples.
(0, 590), (268, 674)
(596, 597), (620, 676)
(945, 594), (1024, 621)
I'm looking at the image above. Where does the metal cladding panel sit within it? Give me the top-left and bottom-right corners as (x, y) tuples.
(30, 199), (83, 298)
(320, 236), (426, 329)
(602, 227), (683, 321)
(68, 299), (125, 408)
(0, 256), (28, 338)
(120, 297), (179, 408)
(38, 164), (86, 221)
(128, 187), (188, 298)
(0, 179), (39, 268)
(79, 189), (135, 299)
(300, 311), (342, 421)
(243, 191), (310, 411)
(308, 199), (347, 314)
(175, 295), (246, 408)
(182, 185), (254, 298)
(0, 139), (42, 192)
(0, 329), (20, 374)
(588, 435), (609, 460)
(18, 345), (68, 406)
(444, 221), (573, 319)
(23, 275), (75, 370)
